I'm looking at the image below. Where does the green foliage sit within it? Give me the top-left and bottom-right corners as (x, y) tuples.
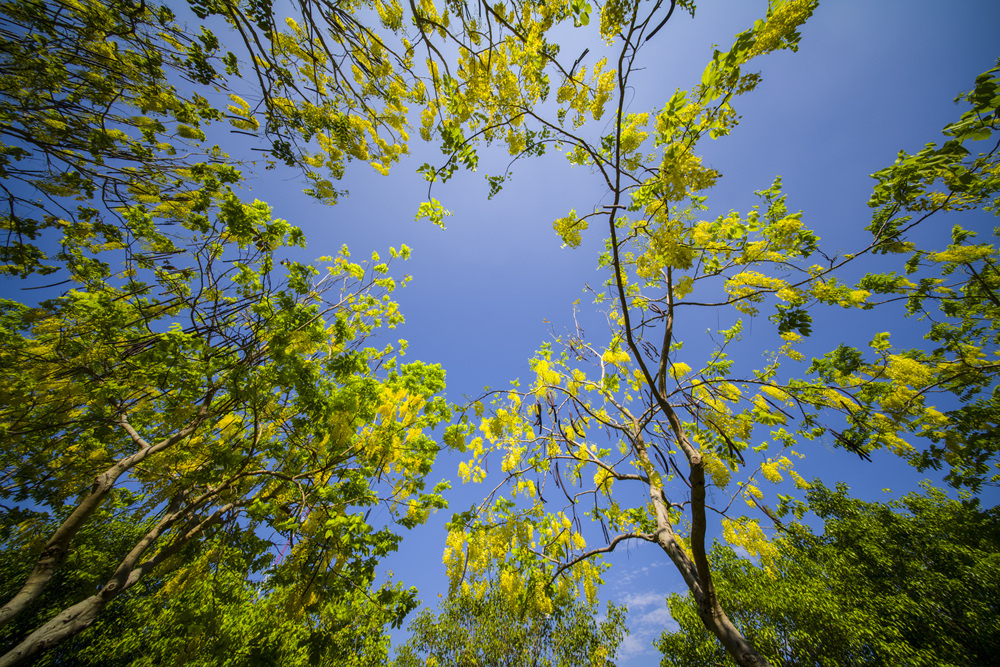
(440, 6), (998, 667)
(0, 195), (450, 661)
(0, 0), (474, 660)
(394, 583), (627, 667)
(0, 0), (226, 277)
(827, 60), (1000, 491)
(88, 545), (415, 667)
(0, 494), (154, 666)
(659, 483), (1000, 666)
(0, 507), (412, 666)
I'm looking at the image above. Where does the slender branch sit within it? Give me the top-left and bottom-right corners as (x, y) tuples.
(550, 531), (654, 581)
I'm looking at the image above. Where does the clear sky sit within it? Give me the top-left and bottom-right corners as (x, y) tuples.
(223, 1), (1000, 662)
(4, 0), (997, 663)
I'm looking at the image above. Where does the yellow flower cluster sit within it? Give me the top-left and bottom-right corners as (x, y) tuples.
(747, 0), (818, 58)
(601, 345), (630, 368)
(927, 245), (996, 264)
(759, 455), (794, 483)
(553, 210), (586, 247)
(636, 220), (696, 277)
(702, 447), (733, 488)
(885, 355), (934, 387)
(722, 517), (779, 567)
(531, 358), (562, 395)
(724, 271), (789, 314)
(599, 0), (629, 43)
(658, 143), (718, 202)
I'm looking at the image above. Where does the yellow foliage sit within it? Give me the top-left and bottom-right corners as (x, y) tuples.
(702, 448), (732, 488)
(760, 456), (794, 483)
(722, 517), (778, 566)
(885, 355), (934, 387)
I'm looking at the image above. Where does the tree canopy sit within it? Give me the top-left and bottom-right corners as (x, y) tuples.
(659, 482), (1000, 666)
(0, 0), (466, 661)
(0, 0), (998, 665)
(394, 575), (627, 667)
(438, 4), (1000, 665)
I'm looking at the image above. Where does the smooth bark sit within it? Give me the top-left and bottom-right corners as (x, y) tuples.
(0, 494), (234, 667)
(0, 404), (211, 630)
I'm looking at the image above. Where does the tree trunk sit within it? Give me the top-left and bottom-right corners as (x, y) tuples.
(652, 526), (773, 667)
(0, 595), (107, 667)
(640, 434), (773, 667)
(0, 488), (233, 666)
(0, 408), (209, 629)
(695, 594), (772, 667)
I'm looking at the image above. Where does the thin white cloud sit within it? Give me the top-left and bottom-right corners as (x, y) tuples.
(639, 606), (675, 629)
(604, 554), (687, 664)
(622, 590), (666, 610)
(617, 634), (650, 662)
(606, 587), (678, 665)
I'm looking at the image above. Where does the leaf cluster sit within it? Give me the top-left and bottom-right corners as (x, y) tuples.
(659, 483), (1000, 667)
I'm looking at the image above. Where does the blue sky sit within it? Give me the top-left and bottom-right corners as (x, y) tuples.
(226, 1), (1000, 662)
(3, 0), (998, 663)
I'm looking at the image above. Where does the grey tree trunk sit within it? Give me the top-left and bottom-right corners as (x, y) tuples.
(637, 426), (773, 667)
(0, 595), (107, 667)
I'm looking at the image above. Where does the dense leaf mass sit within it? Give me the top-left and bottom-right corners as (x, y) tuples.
(659, 483), (1000, 666)
(394, 581), (627, 667)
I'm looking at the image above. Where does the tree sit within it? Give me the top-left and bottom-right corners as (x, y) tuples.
(0, 0), (475, 660)
(434, 2), (1000, 664)
(393, 578), (627, 667)
(0, 0), (419, 280)
(0, 194), (453, 664)
(1, 0), (606, 660)
(658, 482), (1000, 666)
(0, 498), (416, 666)
(835, 62), (1000, 493)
